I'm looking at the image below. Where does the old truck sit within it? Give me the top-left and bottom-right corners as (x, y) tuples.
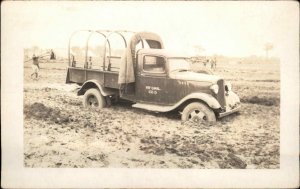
(66, 30), (240, 123)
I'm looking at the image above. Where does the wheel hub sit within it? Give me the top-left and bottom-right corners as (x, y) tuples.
(189, 109), (207, 122)
(87, 95), (98, 107)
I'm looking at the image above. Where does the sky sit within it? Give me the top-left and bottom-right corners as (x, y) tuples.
(2, 1), (298, 57)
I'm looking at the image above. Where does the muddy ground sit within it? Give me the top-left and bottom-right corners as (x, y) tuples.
(24, 59), (280, 168)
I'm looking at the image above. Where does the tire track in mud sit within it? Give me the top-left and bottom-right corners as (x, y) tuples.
(139, 136), (248, 169)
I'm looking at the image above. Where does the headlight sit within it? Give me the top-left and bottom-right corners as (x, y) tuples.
(225, 82), (232, 92)
(210, 84), (219, 94)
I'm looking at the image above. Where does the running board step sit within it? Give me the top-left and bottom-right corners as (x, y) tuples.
(132, 103), (174, 112)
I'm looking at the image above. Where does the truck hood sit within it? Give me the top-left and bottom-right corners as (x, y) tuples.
(169, 71), (220, 83)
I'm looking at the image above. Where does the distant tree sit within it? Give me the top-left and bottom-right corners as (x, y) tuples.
(264, 43), (274, 59)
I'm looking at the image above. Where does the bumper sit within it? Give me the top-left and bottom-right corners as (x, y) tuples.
(218, 90), (241, 118)
(218, 104), (241, 118)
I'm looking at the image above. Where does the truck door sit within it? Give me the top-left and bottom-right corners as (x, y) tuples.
(135, 55), (168, 105)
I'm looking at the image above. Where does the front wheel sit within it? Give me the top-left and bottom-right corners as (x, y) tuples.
(181, 102), (216, 123)
(83, 88), (106, 108)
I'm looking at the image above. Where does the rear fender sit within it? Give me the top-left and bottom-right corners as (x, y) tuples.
(77, 80), (116, 96)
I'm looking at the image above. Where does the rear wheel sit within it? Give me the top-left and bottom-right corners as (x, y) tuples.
(83, 88), (106, 108)
(181, 102), (216, 123)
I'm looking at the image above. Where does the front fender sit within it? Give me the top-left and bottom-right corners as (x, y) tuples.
(132, 93), (221, 112)
(77, 80), (116, 96)
(178, 93), (221, 109)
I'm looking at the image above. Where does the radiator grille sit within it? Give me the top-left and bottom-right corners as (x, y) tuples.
(217, 79), (226, 108)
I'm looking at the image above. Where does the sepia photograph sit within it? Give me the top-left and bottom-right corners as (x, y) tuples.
(1, 1), (299, 188)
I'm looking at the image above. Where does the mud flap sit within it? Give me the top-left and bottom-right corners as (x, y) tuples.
(65, 68), (70, 83)
(105, 96), (112, 107)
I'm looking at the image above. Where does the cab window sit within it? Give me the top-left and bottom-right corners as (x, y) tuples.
(143, 56), (166, 73)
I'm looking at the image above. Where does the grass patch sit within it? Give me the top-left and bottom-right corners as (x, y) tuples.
(241, 96), (279, 106)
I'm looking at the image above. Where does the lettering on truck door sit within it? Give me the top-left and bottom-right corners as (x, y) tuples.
(135, 55), (167, 105)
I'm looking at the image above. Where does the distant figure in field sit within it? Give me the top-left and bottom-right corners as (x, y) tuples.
(210, 57), (217, 70)
(88, 56), (92, 69)
(71, 55), (76, 67)
(210, 58), (216, 69)
(31, 54), (40, 79)
(204, 59), (209, 67)
(213, 57), (217, 69)
(50, 49), (56, 60)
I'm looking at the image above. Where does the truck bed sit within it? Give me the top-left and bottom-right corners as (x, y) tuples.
(66, 67), (119, 89)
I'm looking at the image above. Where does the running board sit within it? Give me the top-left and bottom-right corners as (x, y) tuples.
(132, 103), (174, 112)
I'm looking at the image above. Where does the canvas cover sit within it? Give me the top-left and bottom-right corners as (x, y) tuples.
(118, 32), (164, 84)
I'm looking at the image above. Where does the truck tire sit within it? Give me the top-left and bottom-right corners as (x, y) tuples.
(83, 88), (106, 108)
(182, 102), (216, 123)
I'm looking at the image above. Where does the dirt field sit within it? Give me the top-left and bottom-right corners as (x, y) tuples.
(24, 59), (280, 169)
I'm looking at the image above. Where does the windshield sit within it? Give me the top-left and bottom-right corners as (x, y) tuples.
(168, 58), (191, 72)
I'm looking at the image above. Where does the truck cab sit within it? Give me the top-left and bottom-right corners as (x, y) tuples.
(66, 30), (240, 123)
